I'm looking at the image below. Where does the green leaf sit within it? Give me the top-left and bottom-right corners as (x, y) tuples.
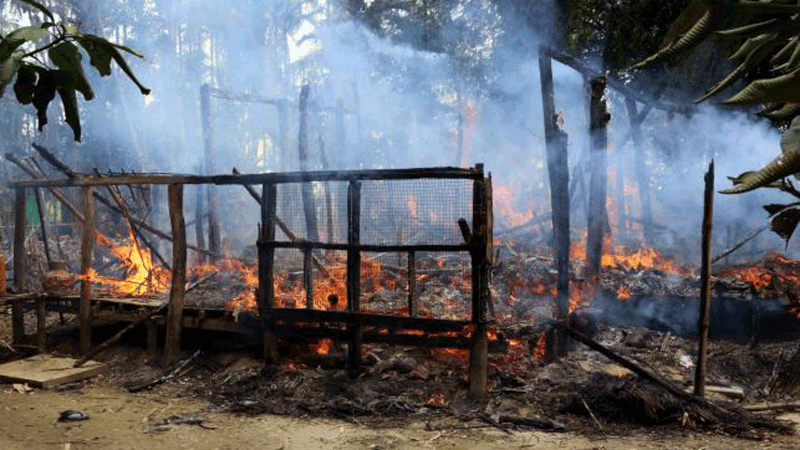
(76, 35), (150, 95)
(32, 69), (57, 130)
(48, 42), (94, 101)
(13, 63), (36, 104)
(729, 33), (776, 62)
(14, 0), (55, 22)
(56, 85), (81, 141)
(763, 103), (800, 120)
(770, 207), (800, 244)
(716, 18), (783, 38)
(0, 25), (51, 61)
(0, 51), (24, 98)
(723, 68), (800, 104)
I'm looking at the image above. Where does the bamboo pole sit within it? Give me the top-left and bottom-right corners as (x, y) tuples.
(34, 188), (52, 267)
(79, 186), (95, 355)
(694, 161), (715, 397)
(162, 184), (187, 366)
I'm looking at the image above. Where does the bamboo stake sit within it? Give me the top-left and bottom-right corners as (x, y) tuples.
(711, 225), (768, 264)
(694, 161), (715, 398)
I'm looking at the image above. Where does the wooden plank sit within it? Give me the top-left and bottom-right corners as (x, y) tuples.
(162, 184), (187, 366)
(79, 186), (95, 355)
(694, 161), (715, 397)
(347, 179), (362, 378)
(12, 187), (26, 344)
(0, 355), (109, 389)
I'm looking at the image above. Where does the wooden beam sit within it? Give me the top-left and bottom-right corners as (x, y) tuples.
(407, 251), (417, 317)
(694, 161), (714, 397)
(12, 187), (26, 344)
(162, 184), (187, 366)
(79, 186), (95, 355)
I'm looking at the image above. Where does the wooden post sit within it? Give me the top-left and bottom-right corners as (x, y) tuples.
(12, 188), (26, 344)
(34, 188), (52, 267)
(586, 77), (610, 279)
(468, 164), (489, 401)
(79, 186), (95, 355)
(407, 251), (417, 317)
(298, 85), (320, 243)
(162, 184), (187, 366)
(346, 179), (362, 378)
(539, 48), (570, 359)
(694, 161), (714, 397)
(624, 97), (654, 244)
(259, 183), (278, 363)
(194, 181), (206, 265)
(304, 247), (313, 309)
(200, 84), (221, 258)
(36, 298), (47, 353)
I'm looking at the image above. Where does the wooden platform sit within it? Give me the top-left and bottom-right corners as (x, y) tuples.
(0, 354), (109, 388)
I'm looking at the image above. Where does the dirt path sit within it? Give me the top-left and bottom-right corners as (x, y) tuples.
(0, 384), (797, 450)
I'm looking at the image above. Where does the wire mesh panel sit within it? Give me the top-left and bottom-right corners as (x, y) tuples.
(271, 177), (474, 245)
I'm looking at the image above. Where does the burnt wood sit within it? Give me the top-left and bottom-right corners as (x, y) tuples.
(12, 188), (26, 344)
(586, 77), (610, 280)
(695, 161), (715, 397)
(79, 186), (95, 355)
(408, 251), (417, 317)
(200, 84), (221, 258)
(162, 184), (187, 366)
(468, 165), (489, 401)
(298, 85), (320, 244)
(347, 179), (362, 377)
(259, 182), (278, 363)
(624, 97), (655, 244)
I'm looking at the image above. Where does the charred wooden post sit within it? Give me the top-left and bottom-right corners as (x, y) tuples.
(624, 97), (654, 244)
(162, 184), (187, 366)
(586, 77), (610, 280)
(318, 135), (335, 252)
(695, 161), (715, 397)
(468, 164), (490, 401)
(259, 182), (278, 363)
(304, 246), (313, 309)
(34, 188), (52, 267)
(36, 298), (46, 353)
(346, 179), (362, 378)
(200, 84), (221, 258)
(194, 181), (206, 265)
(298, 85), (320, 243)
(539, 48), (570, 359)
(79, 186), (96, 355)
(408, 251), (417, 317)
(12, 188), (26, 344)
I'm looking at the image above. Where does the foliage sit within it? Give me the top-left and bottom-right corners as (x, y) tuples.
(0, 0), (149, 142)
(634, 0), (800, 245)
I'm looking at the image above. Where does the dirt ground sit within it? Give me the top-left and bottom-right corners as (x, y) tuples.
(0, 383), (797, 450)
